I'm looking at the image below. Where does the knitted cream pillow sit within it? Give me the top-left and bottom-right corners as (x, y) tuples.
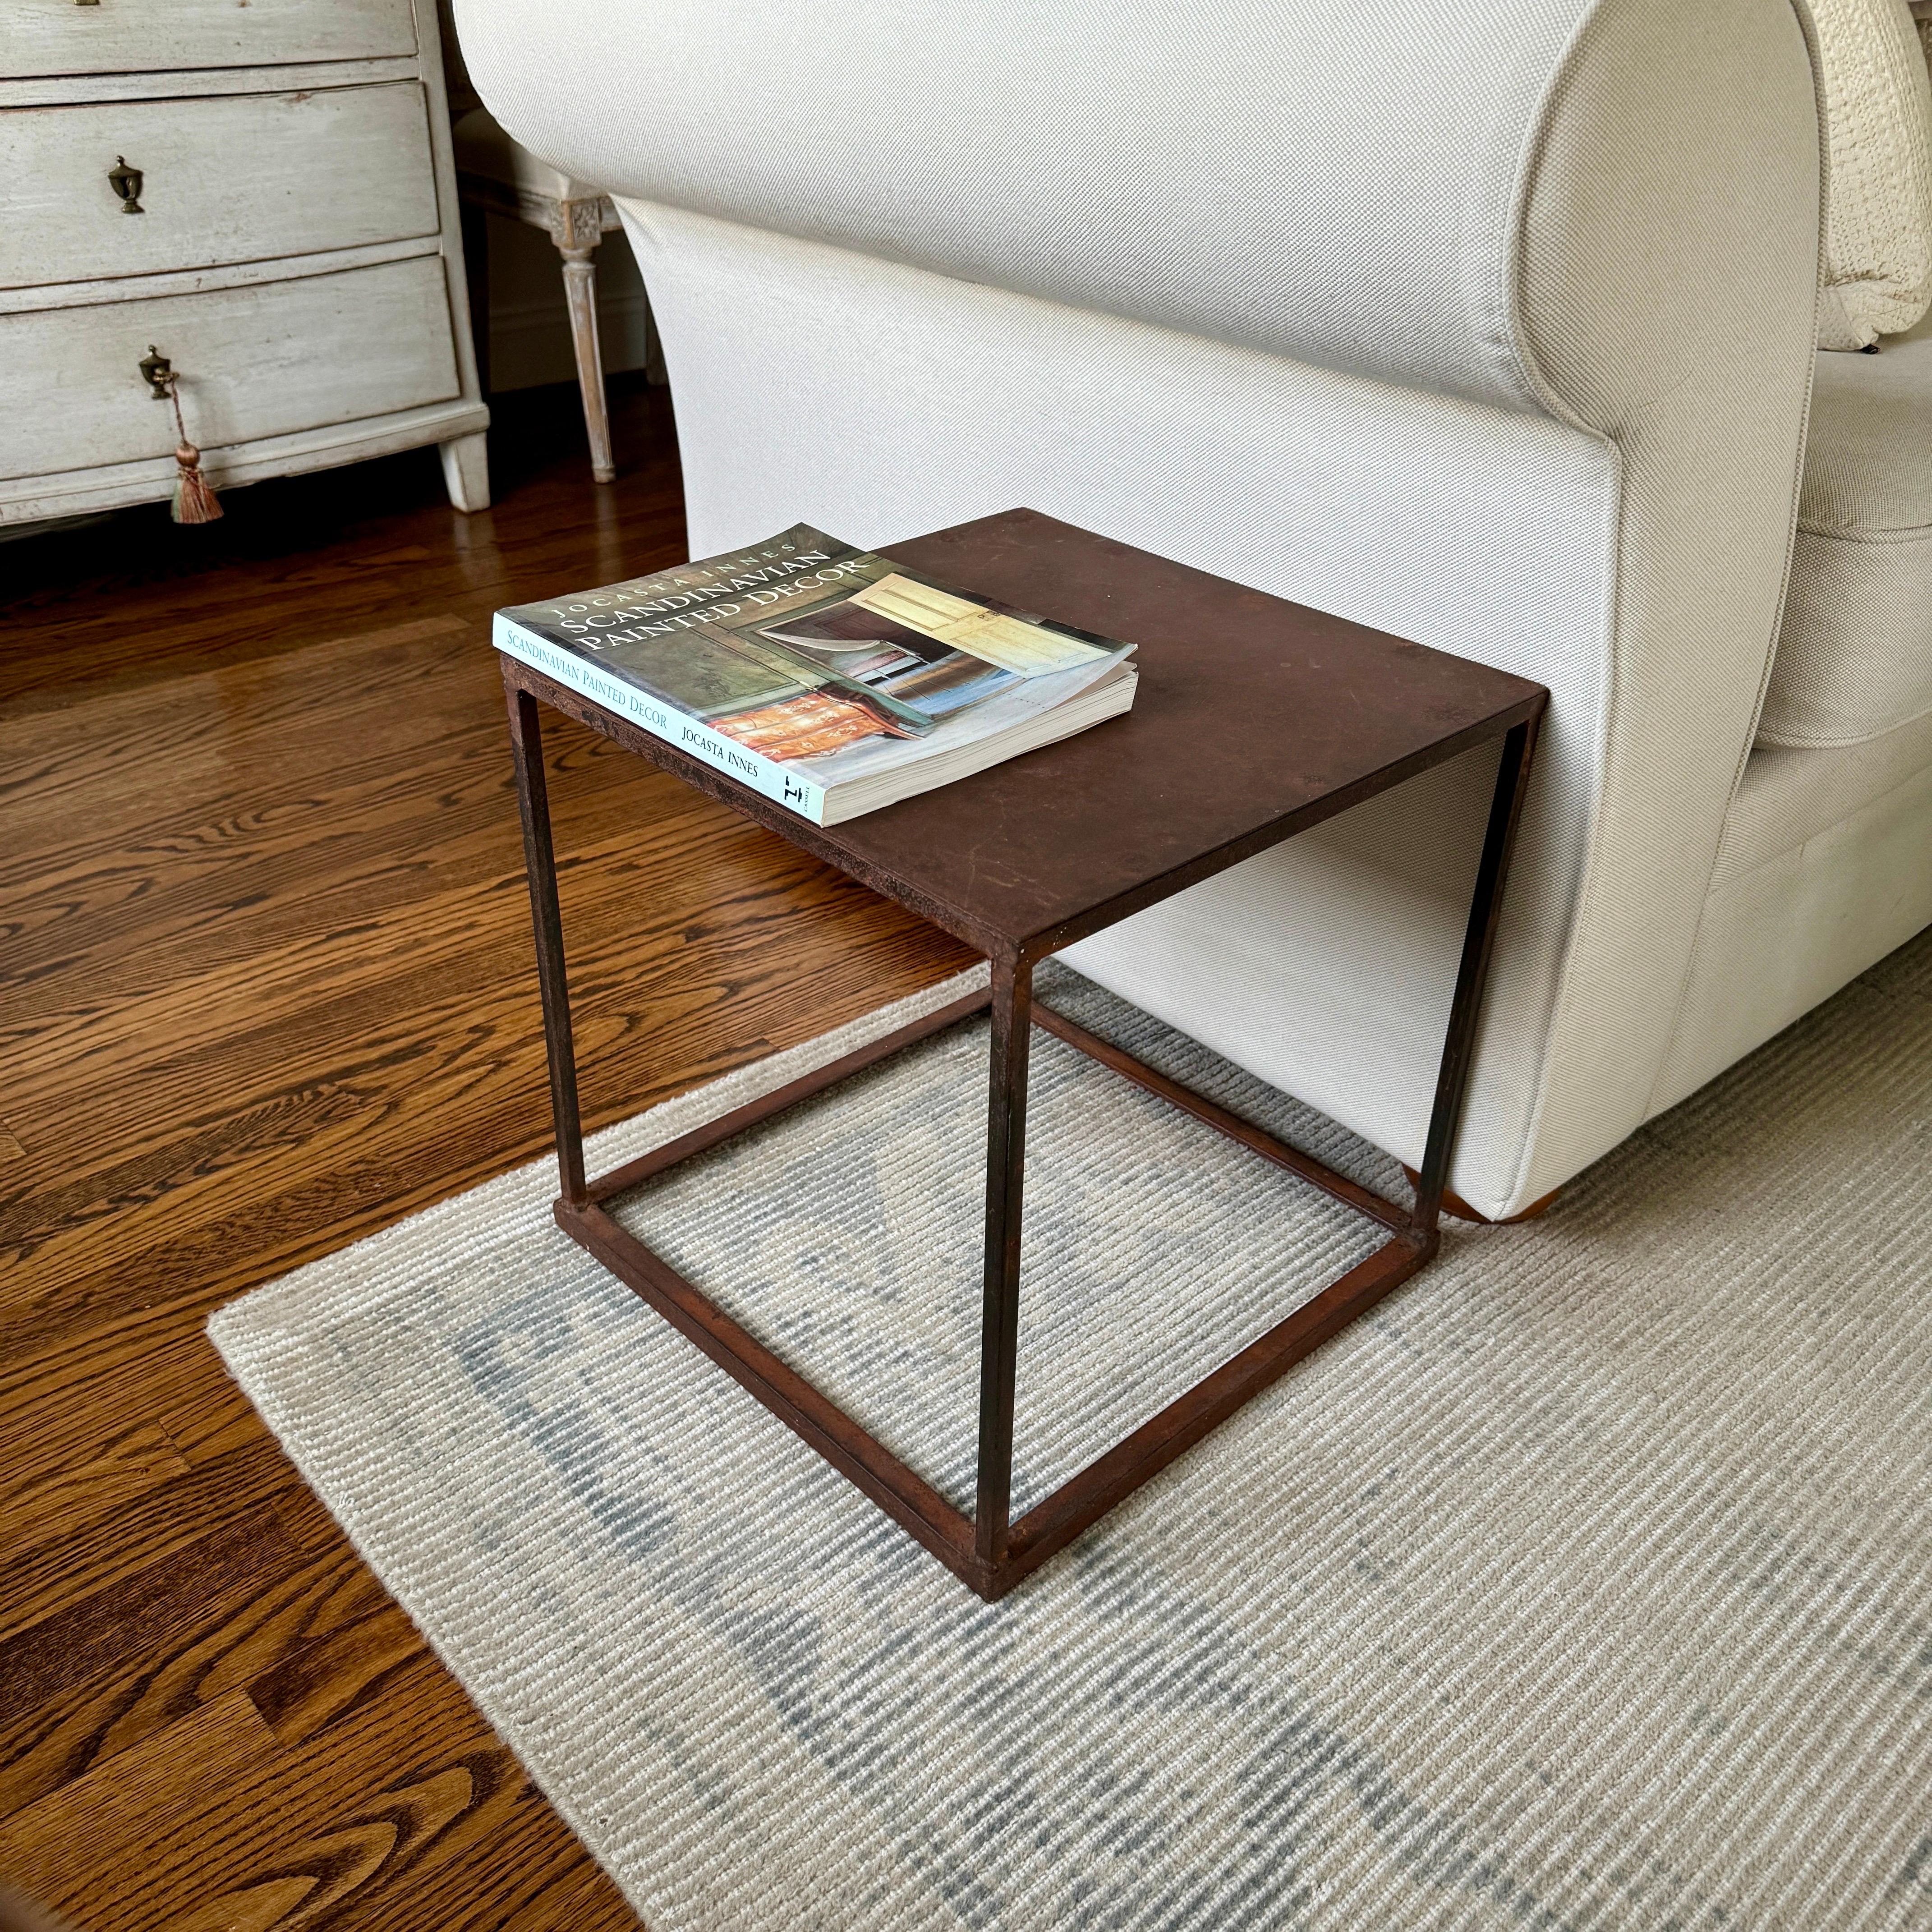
(1812, 0), (1932, 349)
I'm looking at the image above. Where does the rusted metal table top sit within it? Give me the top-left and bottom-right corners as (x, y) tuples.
(521, 506), (1546, 962)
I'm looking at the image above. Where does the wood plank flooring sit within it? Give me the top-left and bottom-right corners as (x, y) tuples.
(0, 382), (975, 1930)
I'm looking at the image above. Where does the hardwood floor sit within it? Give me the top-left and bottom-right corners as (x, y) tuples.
(0, 382), (975, 1930)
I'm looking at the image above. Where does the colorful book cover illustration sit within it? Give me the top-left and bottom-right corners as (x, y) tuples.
(494, 524), (1137, 822)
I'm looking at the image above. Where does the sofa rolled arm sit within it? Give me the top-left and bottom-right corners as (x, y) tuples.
(455, 0), (1812, 429)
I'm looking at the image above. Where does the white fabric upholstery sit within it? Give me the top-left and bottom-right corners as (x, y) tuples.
(1762, 309), (1932, 744)
(617, 213), (1618, 1203)
(1807, 0), (1932, 349)
(457, 0), (1865, 1219)
(451, 107), (603, 205)
(1664, 707), (1932, 1100)
(1661, 708), (1932, 1106)
(1654, 733), (1932, 1109)
(459, 0), (1670, 417)
(1724, 702), (1932, 879)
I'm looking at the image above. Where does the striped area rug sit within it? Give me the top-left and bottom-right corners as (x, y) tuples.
(212, 942), (1932, 1930)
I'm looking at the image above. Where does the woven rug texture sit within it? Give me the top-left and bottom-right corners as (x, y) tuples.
(210, 943), (1932, 1932)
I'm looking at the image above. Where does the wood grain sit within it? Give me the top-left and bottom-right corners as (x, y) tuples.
(0, 377), (975, 1929)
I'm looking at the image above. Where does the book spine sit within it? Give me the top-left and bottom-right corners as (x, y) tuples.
(492, 618), (828, 824)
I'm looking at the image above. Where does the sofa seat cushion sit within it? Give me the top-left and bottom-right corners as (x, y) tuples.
(1759, 309), (1932, 745)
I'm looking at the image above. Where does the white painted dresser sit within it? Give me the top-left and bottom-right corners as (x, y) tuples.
(0, 0), (490, 528)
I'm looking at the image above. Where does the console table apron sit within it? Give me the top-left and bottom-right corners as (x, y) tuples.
(505, 509), (1547, 1601)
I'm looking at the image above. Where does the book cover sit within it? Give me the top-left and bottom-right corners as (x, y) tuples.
(493, 525), (1136, 822)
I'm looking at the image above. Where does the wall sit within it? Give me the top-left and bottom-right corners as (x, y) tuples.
(482, 212), (662, 393)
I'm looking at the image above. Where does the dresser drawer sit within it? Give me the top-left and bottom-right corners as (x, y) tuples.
(0, 85), (440, 290)
(4, 0), (417, 79)
(0, 254), (460, 480)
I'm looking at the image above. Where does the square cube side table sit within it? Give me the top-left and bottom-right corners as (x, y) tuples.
(504, 509), (1547, 1600)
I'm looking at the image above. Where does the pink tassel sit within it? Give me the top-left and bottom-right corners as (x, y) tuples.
(170, 440), (222, 524)
(160, 374), (222, 524)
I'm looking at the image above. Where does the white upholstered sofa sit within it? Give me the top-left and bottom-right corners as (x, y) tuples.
(456, 0), (1932, 1221)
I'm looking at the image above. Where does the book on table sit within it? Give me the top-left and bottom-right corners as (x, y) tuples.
(492, 523), (1139, 825)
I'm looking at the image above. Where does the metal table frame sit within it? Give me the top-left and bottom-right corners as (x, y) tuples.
(506, 651), (1539, 1601)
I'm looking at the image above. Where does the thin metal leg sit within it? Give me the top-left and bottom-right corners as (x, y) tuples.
(974, 952), (1034, 1567)
(1412, 716), (1541, 1234)
(508, 659), (1546, 1600)
(506, 671), (588, 1206)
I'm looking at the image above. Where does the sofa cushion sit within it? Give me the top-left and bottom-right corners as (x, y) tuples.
(1810, 0), (1932, 350)
(1760, 308), (1932, 745)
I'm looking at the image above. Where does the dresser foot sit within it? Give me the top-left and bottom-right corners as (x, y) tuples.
(440, 431), (490, 512)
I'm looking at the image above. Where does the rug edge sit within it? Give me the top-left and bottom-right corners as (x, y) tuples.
(201, 962), (993, 1931)
(207, 961), (991, 1361)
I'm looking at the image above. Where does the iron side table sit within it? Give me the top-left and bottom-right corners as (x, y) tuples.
(506, 508), (1547, 1601)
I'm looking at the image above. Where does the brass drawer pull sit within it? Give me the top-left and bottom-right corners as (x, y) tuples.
(108, 156), (143, 214)
(138, 345), (171, 397)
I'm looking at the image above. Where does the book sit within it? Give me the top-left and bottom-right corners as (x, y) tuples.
(492, 524), (1139, 825)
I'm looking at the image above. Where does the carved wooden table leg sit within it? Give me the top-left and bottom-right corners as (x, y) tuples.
(556, 198), (615, 484)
